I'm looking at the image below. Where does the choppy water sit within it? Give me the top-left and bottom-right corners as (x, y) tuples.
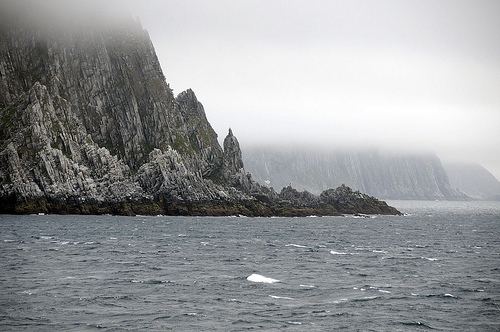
(0, 201), (499, 331)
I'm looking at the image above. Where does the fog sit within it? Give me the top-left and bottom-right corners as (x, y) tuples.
(2, 0), (500, 177)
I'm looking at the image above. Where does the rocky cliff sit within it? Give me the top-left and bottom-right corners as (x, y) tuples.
(244, 146), (467, 200)
(0, 16), (399, 216)
(444, 162), (500, 200)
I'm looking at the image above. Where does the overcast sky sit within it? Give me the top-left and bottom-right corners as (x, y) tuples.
(4, 0), (500, 177)
(125, 0), (500, 176)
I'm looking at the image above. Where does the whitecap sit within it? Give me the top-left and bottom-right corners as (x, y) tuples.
(269, 295), (294, 300)
(178, 234), (187, 237)
(411, 293), (418, 296)
(360, 296), (378, 300)
(40, 236), (53, 240)
(286, 244), (307, 248)
(299, 284), (315, 288)
(330, 250), (347, 255)
(287, 321), (302, 325)
(3, 239), (15, 242)
(444, 293), (456, 298)
(331, 298), (348, 304)
(109, 237), (117, 240)
(378, 289), (391, 293)
(372, 250), (388, 254)
(247, 273), (280, 284)
(59, 241), (69, 245)
(421, 257), (438, 261)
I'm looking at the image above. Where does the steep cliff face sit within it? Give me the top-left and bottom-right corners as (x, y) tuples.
(0, 17), (399, 216)
(0, 19), (213, 170)
(244, 147), (466, 200)
(444, 162), (500, 200)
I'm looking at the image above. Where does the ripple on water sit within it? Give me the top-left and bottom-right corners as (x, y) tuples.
(1, 202), (499, 331)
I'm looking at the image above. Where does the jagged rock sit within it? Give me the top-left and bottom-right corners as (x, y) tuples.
(0, 15), (400, 216)
(175, 89), (223, 178)
(279, 186), (318, 207)
(320, 184), (400, 214)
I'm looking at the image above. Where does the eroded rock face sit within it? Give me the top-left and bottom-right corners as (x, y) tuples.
(0, 17), (400, 216)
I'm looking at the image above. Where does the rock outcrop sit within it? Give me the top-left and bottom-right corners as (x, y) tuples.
(0, 16), (400, 216)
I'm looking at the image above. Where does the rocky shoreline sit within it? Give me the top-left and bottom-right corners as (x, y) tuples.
(0, 184), (400, 217)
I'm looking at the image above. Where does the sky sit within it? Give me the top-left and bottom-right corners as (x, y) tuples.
(3, 0), (500, 177)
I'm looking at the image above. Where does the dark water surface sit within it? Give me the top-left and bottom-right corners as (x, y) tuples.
(0, 201), (499, 331)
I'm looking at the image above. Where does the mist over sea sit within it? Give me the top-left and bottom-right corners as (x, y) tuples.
(1, 201), (499, 331)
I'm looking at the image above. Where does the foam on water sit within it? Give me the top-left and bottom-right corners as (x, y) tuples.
(330, 250), (348, 255)
(421, 257), (438, 261)
(247, 274), (280, 284)
(269, 295), (294, 300)
(287, 321), (302, 325)
(331, 298), (349, 304)
(285, 244), (307, 248)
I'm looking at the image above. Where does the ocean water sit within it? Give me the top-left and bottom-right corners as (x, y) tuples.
(0, 201), (499, 331)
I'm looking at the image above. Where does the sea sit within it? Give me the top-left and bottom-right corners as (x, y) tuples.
(0, 200), (499, 331)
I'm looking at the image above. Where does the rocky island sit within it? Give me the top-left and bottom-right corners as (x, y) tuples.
(0, 17), (400, 216)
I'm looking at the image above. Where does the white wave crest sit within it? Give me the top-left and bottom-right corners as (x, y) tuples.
(269, 295), (293, 300)
(421, 257), (438, 261)
(286, 244), (307, 248)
